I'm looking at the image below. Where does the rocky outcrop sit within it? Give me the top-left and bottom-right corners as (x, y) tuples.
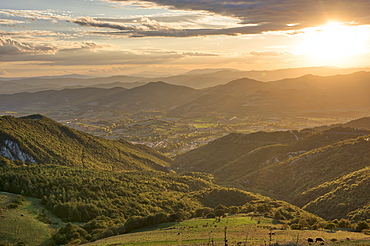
(0, 140), (36, 163)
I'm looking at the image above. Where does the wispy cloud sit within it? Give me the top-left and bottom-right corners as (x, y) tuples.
(0, 36), (56, 55)
(87, 22), (291, 37)
(0, 36), (186, 66)
(0, 9), (71, 21)
(249, 51), (291, 57)
(107, 0), (370, 32)
(69, 16), (181, 33)
(0, 19), (25, 25)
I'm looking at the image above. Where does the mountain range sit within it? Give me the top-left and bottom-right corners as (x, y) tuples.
(1, 71), (369, 119)
(1, 67), (369, 94)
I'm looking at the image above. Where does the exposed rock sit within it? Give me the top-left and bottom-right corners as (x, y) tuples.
(0, 140), (36, 163)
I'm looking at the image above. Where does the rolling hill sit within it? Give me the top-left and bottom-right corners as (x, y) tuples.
(0, 114), (171, 172)
(301, 166), (370, 221)
(173, 121), (370, 220)
(1, 71), (369, 119)
(0, 82), (200, 115)
(1, 67), (367, 94)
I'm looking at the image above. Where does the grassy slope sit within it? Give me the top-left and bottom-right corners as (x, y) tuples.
(84, 215), (369, 246)
(0, 192), (60, 246)
(0, 115), (170, 172)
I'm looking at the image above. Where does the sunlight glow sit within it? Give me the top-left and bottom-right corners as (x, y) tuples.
(296, 22), (370, 64)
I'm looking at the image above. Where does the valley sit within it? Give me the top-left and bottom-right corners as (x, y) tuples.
(0, 70), (369, 246)
(2, 0), (370, 244)
(45, 113), (348, 157)
(2, 70), (367, 157)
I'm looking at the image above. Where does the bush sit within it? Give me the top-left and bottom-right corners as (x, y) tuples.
(13, 195), (25, 205)
(7, 203), (19, 209)
(290, 223), (301, 230)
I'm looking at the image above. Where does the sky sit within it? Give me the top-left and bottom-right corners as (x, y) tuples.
(1, 0), (370, 78)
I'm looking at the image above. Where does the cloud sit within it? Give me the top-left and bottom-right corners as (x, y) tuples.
(0, 9), (71, 21)
(0, 37), (184, 65)
(0, 19), (25, 25)
(0, 36), (56, 55)
(96, 14), (204, 24)
(81, 42), (111, 50)
(0, 30), (64, 38)
(107, 0), (370, 32)
(87, 22), (292, 37)
(69, 16), (179, 32)
(69, 17), (143, 31)
(249, 51), (291, 57)
(183, 51), (219, 57)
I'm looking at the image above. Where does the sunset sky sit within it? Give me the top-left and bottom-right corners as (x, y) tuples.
(1, 0), (370, 78)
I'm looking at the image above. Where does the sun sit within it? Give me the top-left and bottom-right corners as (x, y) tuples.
(296, 22), (369, 64)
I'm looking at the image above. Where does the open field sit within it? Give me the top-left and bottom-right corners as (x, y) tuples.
(0, 192), (62, 246)
(85, 215), (370, 246)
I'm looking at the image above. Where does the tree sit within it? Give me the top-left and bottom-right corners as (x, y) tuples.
(338, 219), (351, 228)
(273, 209), (285, 220)
(325, 222), (336, 231)
(229, 206), (240, 214)
(355, 221), (369, 232)
(214, 204), (227, 219)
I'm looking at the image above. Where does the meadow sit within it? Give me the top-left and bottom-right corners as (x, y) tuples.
(85, 215), (370, 246)
(0, 192), (62, 246)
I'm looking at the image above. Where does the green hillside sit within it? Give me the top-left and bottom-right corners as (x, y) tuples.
(245, 135), (369, 201)
(301, 167), (370, 220)
(0, 114), (170, 172)
(174, 127), (369, 179)
(0, 192), (58, 246)
(173, 130), (301, 173)
(173, 125), (370, 220)
(0, 164), (321, 245)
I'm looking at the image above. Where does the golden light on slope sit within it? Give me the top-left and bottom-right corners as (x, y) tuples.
(296, 22), (369, 65)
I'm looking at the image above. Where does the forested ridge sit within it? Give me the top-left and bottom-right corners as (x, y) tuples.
(174, 122), (370, 220)
(0, 115), (170, 172)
